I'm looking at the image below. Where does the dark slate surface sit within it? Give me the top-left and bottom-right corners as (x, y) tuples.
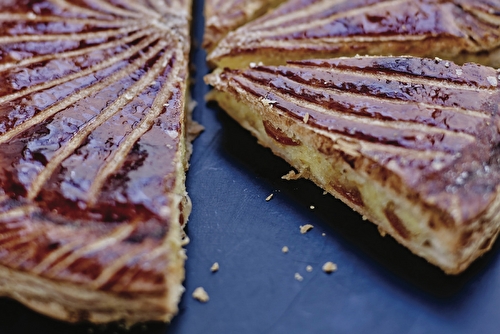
(1, 0), (500, 333)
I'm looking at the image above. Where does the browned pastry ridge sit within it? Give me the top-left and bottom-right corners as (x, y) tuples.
(0, 0), (195, 324)
(203, 0), (287, 52)
(207, 0), (500, 69)
(206, 56), (500, 274)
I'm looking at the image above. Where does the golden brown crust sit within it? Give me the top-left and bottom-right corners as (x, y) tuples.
(206, 56), (500, 274)
(0, 0), (192, 324)
(208, 0), (500, 69)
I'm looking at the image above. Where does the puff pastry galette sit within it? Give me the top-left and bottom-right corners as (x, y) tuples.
(208, 0), (500, 69)
(0, 0), (193, 324)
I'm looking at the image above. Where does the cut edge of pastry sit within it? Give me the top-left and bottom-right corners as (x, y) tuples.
(208, 44), (500, 71)
(205, 70), (500, 275)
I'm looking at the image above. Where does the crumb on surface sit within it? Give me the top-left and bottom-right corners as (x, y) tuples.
(322, 233), (326, 236)
(310, 205), (315, 210)
(282, 170), (298, 180)
(282, 170), (306, 180)
(487, 76), (498, 87)
(323, 191), (328, 195)
(260, 97), (277, 107)
(211, 262), (219, 272)
(306, 265), (313, 272)
(295, 273), (303, 282)
(322, 262), (337, 273)
(282, 246), (289, 253)
(300, 224), (314, 234)
(192, 287), (209, 303)
(303, 113), (310, 124)
(266, 194), (274, 202)
(378, 226), (387, 237)
(181, 235), (190, 246)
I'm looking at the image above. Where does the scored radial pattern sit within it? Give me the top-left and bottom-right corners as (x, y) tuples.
(0, 0), (191, 298)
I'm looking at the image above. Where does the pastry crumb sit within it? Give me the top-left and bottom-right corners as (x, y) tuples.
(282, 170), (306, 180)
(282, 246), (289, 253)
(210, 262), (219, 272)
(323, 191), (328, 195)
(378, 226), (387, 237)
(181, 235), (190, 246)
(300, 224), (314, 234)
(192, 287), (209, 303)
(303, 113), (310, 124)
(322, 233), (326, 237)
(295, 273), (304, 281)
(282, 170), (298, 180)
(306, 265), (313, 272)
(488, 76), (498, 87)
(310, 205), (315, 210)
(260, 97), (277, 107)
(322, 262), (337, 273)
(266, 194), (274, 202)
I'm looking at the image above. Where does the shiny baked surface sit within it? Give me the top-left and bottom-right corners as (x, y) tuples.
(0, 0), (192, 323)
